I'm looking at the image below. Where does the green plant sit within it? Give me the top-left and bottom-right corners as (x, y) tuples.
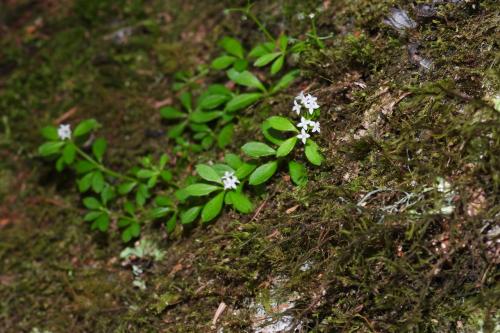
(159, 87), (234, 150)
(176, 159), (255, 223)
(38, 120), (178, 241)
(38, 6), (321, 243)
(241, 92), (323, 186)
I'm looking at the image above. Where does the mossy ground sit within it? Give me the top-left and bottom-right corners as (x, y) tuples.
(0, 0), (498, 332)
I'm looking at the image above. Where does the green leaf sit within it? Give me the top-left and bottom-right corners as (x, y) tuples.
(118, 218), (132, 228)
(100, 185), (115, 205)
(305, 141), (323, 166)
(160, 170), (172, 182)
(270, 55), (285, 75)
(93, 214), (109, 232)
(211, 55), (237, 70)
(278, 35), (288, 51)
(211, 164), (234, 176)
(136, 184), (149, 206)
(62, 143), (76, 164)
(224, 153), (242, 169)
(83, 197), (101, 210)
(207, 84), (232, 96)
(201, 136), (214, 149)
(148, 207), (171, 219)
(78, 172), (94, 192)
(168, 122), (186, 138)
(242, 141), (276, 158)
(217, 124), (234, 148)
(41, 126), (58, 140)
(276, 137), (297, 157)
(235, 163), (257, 179)
(190, 123), (210, 133)
(288, 161), (307, 185)
(38, 141), (65, 156)
(265, 116), (298, 132)
(196, 164), (221, 183)
(189, 111), (223, 123)
(227, 69), (266, 92)
(199, 94), (230, 110)
(74, 119), (99, 137)
(122, 223), (140, 242)
(92, 171), (105, 193)
(179, 92), (192, 111)
(118, 181), (137, 195)
(249, 161), (278, 185)
(75, 160), (95, 174)
(55, 157), (65, 172)
(201, 192), (225, 222)
(254, 52), (281, 67)
(233, 59), (248, 72)
(124, 201), (135, 215)
(147, 175), (158, 188)
(159, 154), (169, 168)
(181, 206), (202, 224)
(227, 191), (253, 214)
(84, 211), (103, 222)
(166, 213), (177, 234)
(248, 42), (275, 58)
(160, 106), (185, 119)
(92, 138), (107, 162)
(270, 69), (300, 94)
(137, 169), (156, 179)
(225, 93), (263, 112)
(155, 195), (173, 207)
(183, 183), (221, 197)
(220, 37), (244, 58)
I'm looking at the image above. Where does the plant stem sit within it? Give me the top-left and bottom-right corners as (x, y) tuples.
(227, 7), (275, 43)
(76, 147), (136, 182)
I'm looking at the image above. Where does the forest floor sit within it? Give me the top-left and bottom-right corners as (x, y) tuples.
(0, 0), (499, 332)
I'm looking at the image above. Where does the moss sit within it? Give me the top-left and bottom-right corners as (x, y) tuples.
(0, 0), (498, 332)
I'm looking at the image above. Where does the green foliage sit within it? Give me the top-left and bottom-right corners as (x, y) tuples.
(38, 10), (319, 242)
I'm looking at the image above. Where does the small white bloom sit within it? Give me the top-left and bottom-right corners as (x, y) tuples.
(311, 121), (320, 133)
(57, 124), (71, 140)
(292, 99), (302, 115)
(303, 94), (319, 114)
(222, 171), (233, 180)
(295, 91), (306, 104)
(309, 13), (315, 19)
(297, 129), (310, 144)
(221, 171), (240, 190)
(297, 117), (310, 129)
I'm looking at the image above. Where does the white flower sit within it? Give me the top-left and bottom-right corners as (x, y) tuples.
(303, 94), (319, 114)
(310, 121), (320, 133)
(297, 117), (311, 129)
(309, 13), (315, 19)
(295, 91), (306, 104)
(292, 99), (302, 115)
(297, 129), (310, 144)
(57, 124), (72, 140)
(221, 171), (240, 190)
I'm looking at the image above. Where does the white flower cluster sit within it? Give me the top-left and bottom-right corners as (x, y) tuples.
(293, 91), (320, 144)
(293, 91), (319, 115)
(58, 124), (72, 140)
(221, 171), (240, 190)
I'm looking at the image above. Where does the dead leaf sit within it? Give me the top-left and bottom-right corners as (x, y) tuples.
(55, 107), (78, 124)
(212, 302), (227, 325)
(286, 205), (299, 214)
